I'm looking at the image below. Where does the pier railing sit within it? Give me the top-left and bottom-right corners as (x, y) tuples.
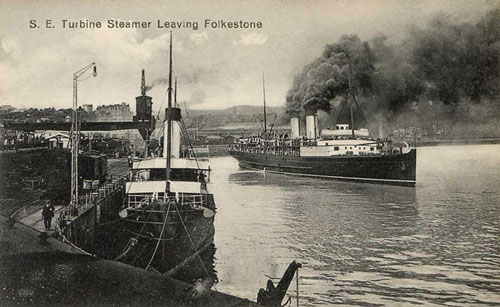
(60, 176), (127, 254)
(63, 176), (127, 221)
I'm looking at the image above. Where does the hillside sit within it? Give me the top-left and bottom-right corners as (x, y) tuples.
(182, 105), (288, 129)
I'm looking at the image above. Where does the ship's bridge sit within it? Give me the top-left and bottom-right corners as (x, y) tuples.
(132, 157), (210, 170)
(321, 124), (370, 139)
(125, 180), (209, 195)
(336, 124), (350, 130)
(126, 157), (213, 208)
(125, 180), (213, 209)
(129, 157), (210, 183)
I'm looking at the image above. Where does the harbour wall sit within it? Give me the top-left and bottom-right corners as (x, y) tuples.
(207, 144), (229, 156)
(64, 181), (125, 254)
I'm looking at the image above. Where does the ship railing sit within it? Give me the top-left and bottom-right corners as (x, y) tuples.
(127, 193), (207, 209)
(64, 177), (125, 218)
(235, 142), (301, 157)
(178, 193), (206, 207)
(127, 194), (155, 208)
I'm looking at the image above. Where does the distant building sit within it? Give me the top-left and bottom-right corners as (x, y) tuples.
(0, 105), (15, 115)
(205, 135), (224, 145)
(82, 104), (93, 113)
(93, 102), (133, 122)
(37, 117), (50, 123)
(47, 133), (70, 149)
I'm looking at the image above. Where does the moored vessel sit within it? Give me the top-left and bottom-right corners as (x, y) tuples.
(99, 32), (216, 275)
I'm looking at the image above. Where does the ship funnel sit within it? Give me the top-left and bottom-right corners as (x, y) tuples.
(164, 107), (182, 158)
(290, 117), (300, 139)
(305, 112), (318, 140)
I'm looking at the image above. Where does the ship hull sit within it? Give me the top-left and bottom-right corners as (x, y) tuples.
(229, 149), (416, 186)
(96, 201), (215, 274)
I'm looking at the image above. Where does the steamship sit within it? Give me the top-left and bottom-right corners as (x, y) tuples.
(229, 73), (416, 187)
(100, 34), (216, 274)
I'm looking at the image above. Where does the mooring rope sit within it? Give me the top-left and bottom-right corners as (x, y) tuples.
(145, 201), (171, 271)
(282, 296), (292, 307)
(114, 237), (138, 261)
(129, 208), (156, 264)
(172, 201), (217, 291)
(60, 234), (95, 257)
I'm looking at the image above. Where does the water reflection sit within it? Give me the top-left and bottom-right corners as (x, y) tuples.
(212, 145), (500, 305)
(229, 170), (416, 204)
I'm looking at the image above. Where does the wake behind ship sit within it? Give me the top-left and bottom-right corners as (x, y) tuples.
(229, 70), (416, 186)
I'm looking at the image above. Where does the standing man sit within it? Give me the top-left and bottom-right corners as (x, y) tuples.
(42, 201), (54, 230)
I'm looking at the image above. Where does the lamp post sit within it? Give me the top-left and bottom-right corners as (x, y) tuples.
(70, 63), (97, 216)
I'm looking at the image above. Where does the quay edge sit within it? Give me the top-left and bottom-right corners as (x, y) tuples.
(0, 214), (260, 307)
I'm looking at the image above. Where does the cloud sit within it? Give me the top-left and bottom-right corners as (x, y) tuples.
(2, 37), (19, 55)
(0, 29), (172, 109)
(2, 37), (24, 62)
(239, 33), (268, 46)
(190, 32), (208, 45)
(68, 29), (170, 66)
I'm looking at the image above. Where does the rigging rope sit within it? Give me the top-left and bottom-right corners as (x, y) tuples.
(179, 119), (202, 170)
(155, 86), (169, 121)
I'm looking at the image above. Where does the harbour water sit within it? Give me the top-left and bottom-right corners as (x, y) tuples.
(1, 145), (499, 305)
(212, 144), (500, 306)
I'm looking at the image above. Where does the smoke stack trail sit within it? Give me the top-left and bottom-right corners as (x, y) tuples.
(145, 77), (169, 93)
(285, 8), (500, 127)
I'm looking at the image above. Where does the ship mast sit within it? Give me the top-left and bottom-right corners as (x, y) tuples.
(174, 76), (178, 108)
(262, 72), (267, 135)
(141, 69), (149, 158)
(166, 31), (173, 182)
(348, 58), (355, 138)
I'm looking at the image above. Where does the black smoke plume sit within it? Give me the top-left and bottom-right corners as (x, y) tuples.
(286, 35), (375, 114)
(286, 9), (500, 129)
